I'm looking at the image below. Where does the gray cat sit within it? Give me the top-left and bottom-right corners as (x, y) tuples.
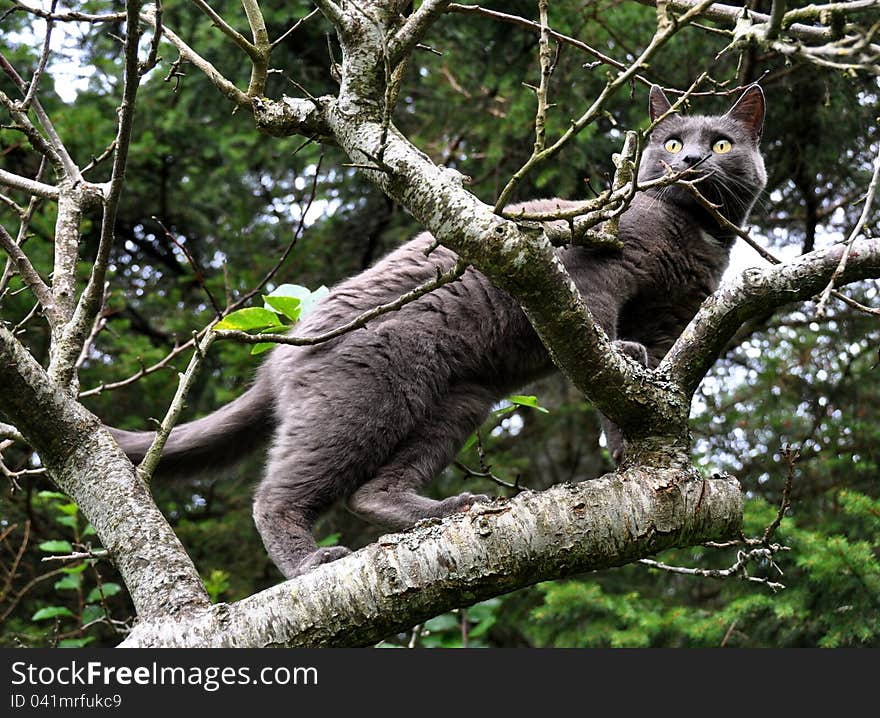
(111, 85), (767, 578)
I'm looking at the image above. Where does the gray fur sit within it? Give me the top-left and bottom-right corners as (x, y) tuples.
(111, 86), (767, 577)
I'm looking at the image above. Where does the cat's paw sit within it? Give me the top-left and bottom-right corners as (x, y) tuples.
(288, 546), (352, 577)
(438, 492), (491, 517)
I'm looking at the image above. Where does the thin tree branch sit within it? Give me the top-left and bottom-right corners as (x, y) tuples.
(6, 1), (125, 23)
(140, 5), (251, 107)
(0, 169), (60, 200)
(271, 7), (321, 48)
(19, 0), (57, 111)
(56, 2), (146, 387)
(0, 52), (80, 180)
(0, 223), (55, 321)
(815, 146), (880, 315)
(661, 237), (880, 395)
(190, 0), (258, 57)
(389, 0), (451, 64)
(640, 546), (786, 592)
(138, 331), (218, 483)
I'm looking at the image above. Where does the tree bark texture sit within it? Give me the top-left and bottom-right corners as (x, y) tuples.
(120, 468), (741, 647)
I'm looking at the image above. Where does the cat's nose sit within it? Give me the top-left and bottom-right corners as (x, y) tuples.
(682, 154), (703, 167)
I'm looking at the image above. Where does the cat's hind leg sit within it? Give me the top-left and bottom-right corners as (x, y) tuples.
(346, 384), (494, 530)
(252, 479), (352, 579)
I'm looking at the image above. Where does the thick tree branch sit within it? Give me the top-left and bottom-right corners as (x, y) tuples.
(120, 468), (743, 647)
(662, 237), (880, 394)
(0, 325), (210, 619)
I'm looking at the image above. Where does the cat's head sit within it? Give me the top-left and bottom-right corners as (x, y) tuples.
(638, 85), (768, 227)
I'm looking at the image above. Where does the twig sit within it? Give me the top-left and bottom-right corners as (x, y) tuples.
(531, 0), (553, 155)
(640, 547), (786, 592)
(233, 152), (325, 308)
(815, 147), (880, 316)
(389, 0), (452, 65)
(6, 1), (125, 23)
(0, 223), (55, 322)
(191, 0), (258, 58)
(140, 0), (163, 75)
(139, 5), (251, 107)
(215, 259), (468, 347)
(492, 0), (717, 210)
(0, 52), (80, 180)
(138, 330), (218, 483)
(153, 218), (223, 318)
(39, 548), (109, 562)
(74, 284), (110, 370)
(680, 165), (880, 317)
(271, 8), (321, 48)
(79, 156), (323, 398)
(447, 3), (636, 80)
(764, 444), (798, 545)
(0, 566), (67, 625)
(0, 521), (29, 605)
(19, 0), (57, 111)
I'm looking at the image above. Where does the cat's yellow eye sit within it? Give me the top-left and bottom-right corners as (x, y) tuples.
(713, 138), (732, 154)
(664, 138), (683, 153)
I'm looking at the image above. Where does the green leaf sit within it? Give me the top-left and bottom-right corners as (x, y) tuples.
(36, 491), (68, 500)
(462, 433), (479, 452)
(86, 583), (122, 603)
(262, 295), (302, 322)
(55, 515), (77, 528)
(507, 394), (550, 413)
(267, 284), (328, 319)
(317, 532), (341, 547)
(213, 307), (283, 332)
(38, 540), (72, 553)
(32, 606), (74, 621)
(82, 524), (97, 537)
(61, 563), (88, 575)
(82, 604), (104, 625)
(54, 575), (81, 591)
(424, 613), (459, 632)
(56, 502), (79, 516)
(469, 615), (497, 638)
(250, 342), (274, 355)
(59, 637), (95, 648)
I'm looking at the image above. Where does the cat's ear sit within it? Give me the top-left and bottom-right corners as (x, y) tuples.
(649, 85), (673, 122)
(725, 84), (765, 141)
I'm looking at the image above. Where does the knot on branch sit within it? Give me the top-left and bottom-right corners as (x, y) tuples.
(252, 95), (328, 138)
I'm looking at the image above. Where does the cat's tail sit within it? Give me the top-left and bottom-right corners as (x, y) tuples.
(108, 377), (274, 478)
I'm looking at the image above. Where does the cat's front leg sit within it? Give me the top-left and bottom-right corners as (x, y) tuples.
(600, 340), (649, 464)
